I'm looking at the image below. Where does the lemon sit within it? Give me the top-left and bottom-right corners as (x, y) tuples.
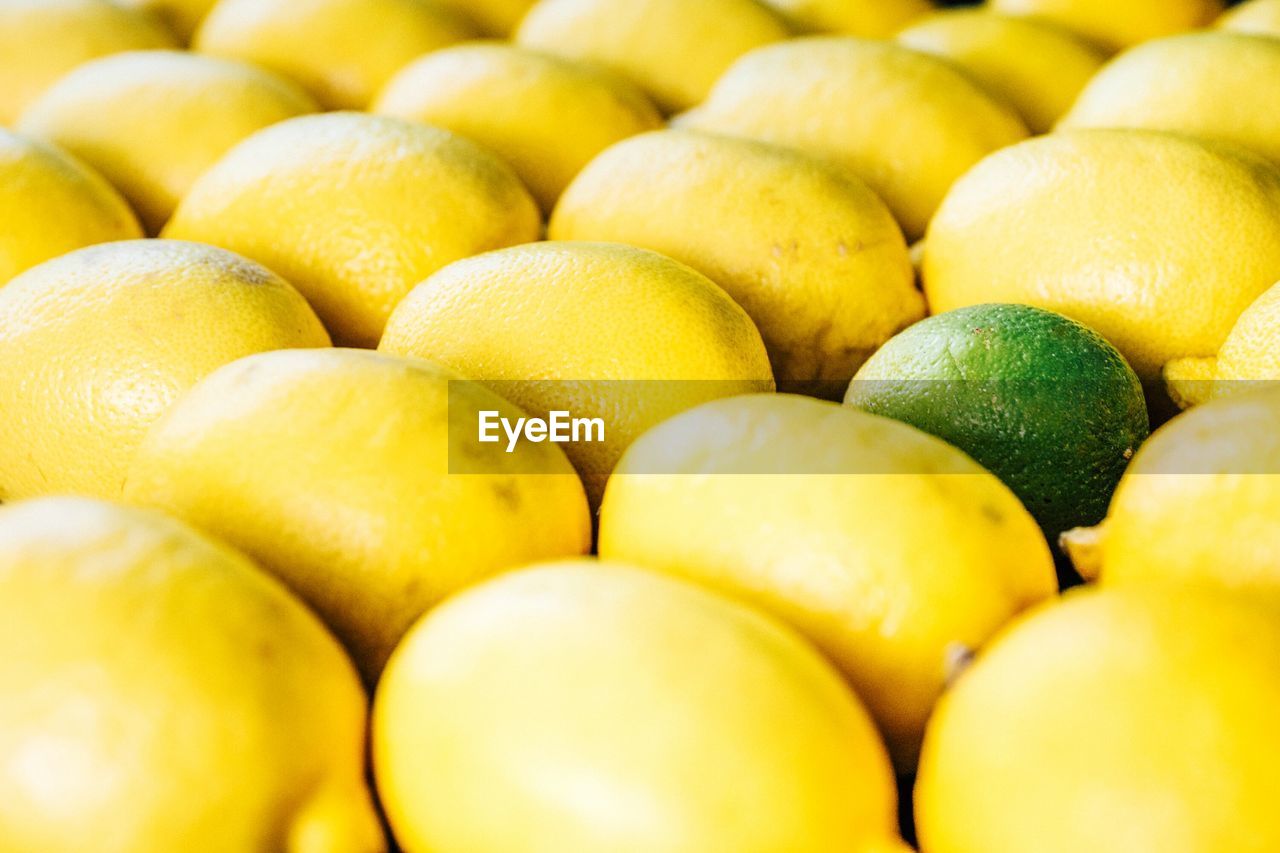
(598, 393), (1056, 771)
(0, 498), (382, 853)
(516, 0), (790, 113)
(379, 241), (774, 504)
(118, 0), (215, 42)
(164, 112), (540, 348)
(1061, 388), (1280, 595)
(917, 585), (1280, 853)
(924, 129), (1280, 378)
(431, 0), (537, 35)
(761, 0), (933, 37)
(1219, 0), (1280, 34)
(375, 560), (910, 853)
(989, 0), (1224, 53)
(374, 43), (661, 213)
(0, 129), (140, 285)
(194, 0), (474, 109)
(676, 37), (1028, 239)
(550, 129), (921, 394)
(897, 10), (1105, 134)
(1164, 281), (1280, 408)
(1059, 32), (1280, 166)
(125, 348), (591, 683)
(0, 0), (174, 125)
(19, 50), (317, 234)
(0, 240), (329, 502)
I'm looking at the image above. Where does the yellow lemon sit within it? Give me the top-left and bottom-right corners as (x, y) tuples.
(0, 129), (140, 285)
(0, 0), (174, 125)
(897, 10), (1105, 134)
(375, 560), (910, 853)
(125, 348), (591, 683)
(989, 0), (1224, 53)
(374, 43), (661, 213)
(677, 37), (1028, 239)
(118, 0), (215, 42)
(0, 498), (382, 853)
(379, 241), (774, 504)
(1219, 0), (1280, 34)
(761, 0), (933, 36)
(194, 0), (474, 109)
(1062, 388), (1280, 595)
(1060, 32), (1280, 166)
(431, 0), (537, 35)
(598, 393), (1056, 771)
(923, 129), (1280, 378)
(19, 50), (317, 234)
(1164, 281), (1280, 407)
(550, 129), (921, 394)
(917, 585), (1280, 853)
(0, 240), (329, 502)
(516, 0), (790, 113)
(164, 112), (540, 348)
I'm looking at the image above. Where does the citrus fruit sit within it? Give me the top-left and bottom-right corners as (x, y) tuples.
(431, 0), (537, 35)
(916, 585), (1280, 853)
(19, 50), (317, 234)
(0, 128), (141, 285)
(0, 240), (329, 502)
(0, 498), (383, 853)
(125, 348), (591, 683)
(847, 304), (1148, 541)
(923, 129), (1280, 378)
(164, 112), (540, 347)
(379, 241), (774, 504)
(193, 0), (475, 109)
(760, 0), (934, 37)
(1061, 387), (1280, 594)
(516, 0), (790, 113)
(988, 0), (1224, 53)
(1164, 280), (1280, 408)
(375, 560), (910, 853)
(550, 129), (922, 395)
(1219, 0), (1280, 34)
(118, 0), (215, 41)
(0, 0), (174, 125)
(1059, 32), (1280, 166)
(896, 10), (1105, 134)
(676, 37), (1028, 239)
(598, 393), (1056, 771)
(374, 43), (661, 213)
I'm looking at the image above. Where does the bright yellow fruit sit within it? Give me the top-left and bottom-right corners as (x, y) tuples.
(374, 44), (661, 213)
(924, 129), (1280, 378)
(917, 585), (1280, 853)
(0, 240), (329, 502)
(1060, 32), (1280, 166)
(0, 498), (383, 853)
(0, 128), (140, 285)
(551, 129), (921, 394)
(194, 0), (474, 109)
(516, 0), (790, 113)
(19, 50), (317, 234)
(0, 0), (174, 125)
(379, 241), (774, 504)
(897, 10), (1104, 134)
(118, 0), (216, 42)
(598, 393), (1056, 771)
(989, 0), (1224, 53)
(1062, 388), (1280, 595)
(676, 37), (1028, 239)
(125, 348), (591, 683)
(164, 112), (540, 347)
(1219, 0), (1280, 34)
(761, 0), (933, 36)
(1164, 280), (1280, 408)
(431, 0), (536, 35)
(375, 560), (910, 853)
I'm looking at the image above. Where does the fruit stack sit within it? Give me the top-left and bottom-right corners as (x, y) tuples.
(2, 0), (1278, 851)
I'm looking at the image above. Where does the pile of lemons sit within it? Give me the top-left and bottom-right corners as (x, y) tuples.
(4, 0), (1280, 851)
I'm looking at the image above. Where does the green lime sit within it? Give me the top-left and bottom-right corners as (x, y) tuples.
(845, 303), (1148, 541)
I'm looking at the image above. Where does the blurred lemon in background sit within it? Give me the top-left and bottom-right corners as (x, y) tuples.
(989, 0), (1224, 53)
(119, 0), (216, 42)
(762, 0), (933, 36)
